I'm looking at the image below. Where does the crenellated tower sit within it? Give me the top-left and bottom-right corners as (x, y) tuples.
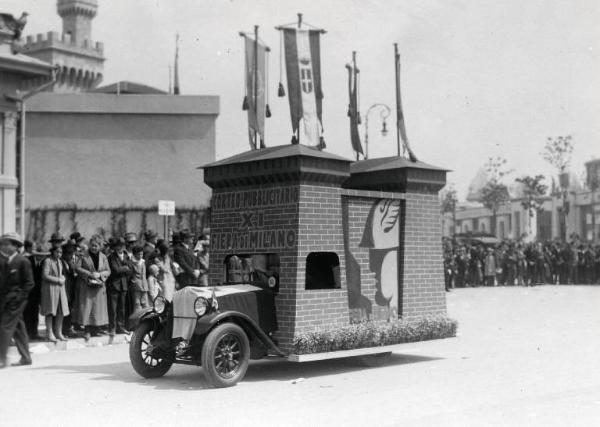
(22, 0), (105, 92)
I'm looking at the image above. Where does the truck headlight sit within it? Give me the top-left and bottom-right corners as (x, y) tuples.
(153, 296), (166, 314)
(194, 297), (209, 317)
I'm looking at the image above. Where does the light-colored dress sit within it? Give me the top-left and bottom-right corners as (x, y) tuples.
(157, 255), (177, 302)
(40, 257), (70, 316)
(74, 251), (110, 326)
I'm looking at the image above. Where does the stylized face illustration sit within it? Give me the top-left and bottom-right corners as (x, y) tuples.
(370, 200), (401, 250)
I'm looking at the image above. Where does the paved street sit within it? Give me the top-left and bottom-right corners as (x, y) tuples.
(1, 285), (599, 427)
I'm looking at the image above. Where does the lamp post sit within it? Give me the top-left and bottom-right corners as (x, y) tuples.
(364, 103), (391, 159)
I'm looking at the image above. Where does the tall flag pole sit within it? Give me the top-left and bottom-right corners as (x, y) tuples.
(174, 33), (181, 95)
(276, 13), (326, 149)
(240, 26), (270, 150)
(394, 43), (417, 162)
(346, 51), (363, 160)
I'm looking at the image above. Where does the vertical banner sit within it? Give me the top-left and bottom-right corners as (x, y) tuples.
(282, 28), (324, 147)
(394, 44), (417, 161)
(242, 33), (269, 149)
(174, 33), (180, 95)
(346, 52), (363, 156)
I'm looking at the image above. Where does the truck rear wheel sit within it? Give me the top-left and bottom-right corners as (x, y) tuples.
(201, 323), (250, 388)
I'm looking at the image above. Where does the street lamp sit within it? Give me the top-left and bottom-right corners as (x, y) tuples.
(364, 103), (391, 159)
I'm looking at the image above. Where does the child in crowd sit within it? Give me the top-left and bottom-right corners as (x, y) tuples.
(129, 245), (149, 310)
(147, 264), (160, 301)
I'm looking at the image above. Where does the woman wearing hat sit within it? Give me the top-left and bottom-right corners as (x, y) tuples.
(40, 246), (70, 342)
(74, 235), (110, 340)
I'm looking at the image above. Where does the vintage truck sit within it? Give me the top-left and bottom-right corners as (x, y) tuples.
(128, 145), (456, 387)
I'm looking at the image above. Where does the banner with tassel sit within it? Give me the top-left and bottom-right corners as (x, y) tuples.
(240, 26), (271, 150)
(276, 14), (326, 149)
(346, 51), (363, 158)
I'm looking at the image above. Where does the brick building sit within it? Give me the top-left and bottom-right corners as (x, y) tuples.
(204, 145), (447, 352)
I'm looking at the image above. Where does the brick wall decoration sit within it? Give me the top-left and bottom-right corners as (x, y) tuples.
(204, 145), (353, 352)
(204, 147), (448, 353)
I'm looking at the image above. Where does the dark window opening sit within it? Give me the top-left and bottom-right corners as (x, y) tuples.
(305, 252), (341, 290)
(224, 253), (280, 285)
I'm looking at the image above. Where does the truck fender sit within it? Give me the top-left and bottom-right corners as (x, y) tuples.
(127, 307), (156, 331)
(196, 311), (285, 357)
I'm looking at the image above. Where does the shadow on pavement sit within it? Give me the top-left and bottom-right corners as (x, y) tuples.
(244, 353), (442, 383)
(31, 353), (440, 390)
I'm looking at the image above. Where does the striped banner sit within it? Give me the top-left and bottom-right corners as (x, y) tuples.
(243, 35), (268, 148)
(283, 28), (324, 146)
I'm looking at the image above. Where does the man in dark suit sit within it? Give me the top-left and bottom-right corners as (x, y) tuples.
(22, 240), (42, 340)
(173, 229), (201, 288)
(106, 238), (131, 335)
(0, 233), (35, 368)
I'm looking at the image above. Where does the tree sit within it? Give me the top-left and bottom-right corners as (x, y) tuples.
(542, 135), (574, 240)
(542, 135), (573, 175)
(515, 175), (548, 238)
(515, 175), (548, 217)
(440, 185), (458, 235)
(480, 181), (509, 236)
(479, 157), (511, 236)
(485, 156), (512, 182)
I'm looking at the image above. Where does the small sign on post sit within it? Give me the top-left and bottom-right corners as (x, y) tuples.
(158, 200), (175, 216)
(158, 200), (175, 239)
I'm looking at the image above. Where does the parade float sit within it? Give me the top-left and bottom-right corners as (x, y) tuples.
(128, 15), (456, 388)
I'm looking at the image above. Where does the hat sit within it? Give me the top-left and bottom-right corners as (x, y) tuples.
(124, 232), (138, 243)
(144, 230), (158, 240)
(49, 233), (66, 244)
(170, 231), (181, 244)
(179, 229), (192, 240)
(62, 241), (77, 254)
(69, 232), (85, 244)
(132, 244), (144, 254)
(110, 237), (125, 248)
(0, 232), (24, 247)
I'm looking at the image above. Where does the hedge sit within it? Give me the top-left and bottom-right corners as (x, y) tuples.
(292, 315), (458, 355)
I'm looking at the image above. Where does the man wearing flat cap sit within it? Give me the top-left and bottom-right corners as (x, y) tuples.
(173, 229), (202, 288)
(106, 237), (131, 335)
(0, 233), (35, 368)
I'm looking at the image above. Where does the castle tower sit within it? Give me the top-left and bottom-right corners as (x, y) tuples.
(57, 0), (97, 44)
(22, 0), (105, 93)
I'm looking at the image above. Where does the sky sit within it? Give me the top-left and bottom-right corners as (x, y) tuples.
(6, 0), (600, 199)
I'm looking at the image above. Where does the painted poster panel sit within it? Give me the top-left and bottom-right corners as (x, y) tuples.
(343, 198), (404, 322)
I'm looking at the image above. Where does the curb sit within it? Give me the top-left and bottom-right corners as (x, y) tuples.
(8, 334), (130, 358)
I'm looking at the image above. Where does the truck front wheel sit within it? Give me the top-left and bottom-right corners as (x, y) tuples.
(201, 323), (250, 388)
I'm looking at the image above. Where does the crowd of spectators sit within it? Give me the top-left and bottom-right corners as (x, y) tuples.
(443, 236), (600, 291)
(20, 229), (209, 342)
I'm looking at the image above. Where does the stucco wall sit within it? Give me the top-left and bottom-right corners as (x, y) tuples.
(25, 110), (216, 209)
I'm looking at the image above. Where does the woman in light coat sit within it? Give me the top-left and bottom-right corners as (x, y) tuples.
(74, 235), (110, 340)
(40, 246), (70, 342)
(155, 242), (177, 301)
